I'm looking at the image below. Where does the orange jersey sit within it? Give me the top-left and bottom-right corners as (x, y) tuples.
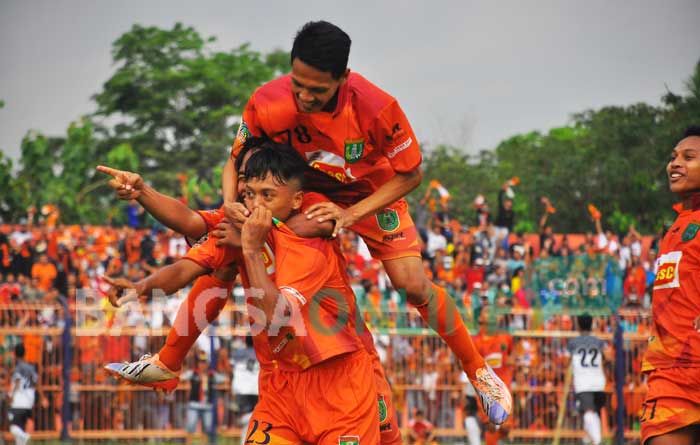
(264, 219), (364, 370)
(184, 192), (364, 372)
(642, 202), (700, 371)
(231, 72), (422, 202)
(474, 332), (514, 386)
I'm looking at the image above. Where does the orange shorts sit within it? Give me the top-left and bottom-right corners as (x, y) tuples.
(349, 199), (421, 261)
(370, 355), (402, 445)
(246, 349), (380, 445)
(641, 367), (700, 444)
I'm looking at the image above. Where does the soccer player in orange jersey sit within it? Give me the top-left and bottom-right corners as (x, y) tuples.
(472, 308), (514, 445)
(100, 138), (401, 444)
(640, 126), (700, 445)
(219, 20), (510, 425)
(238, 146), (381, 444)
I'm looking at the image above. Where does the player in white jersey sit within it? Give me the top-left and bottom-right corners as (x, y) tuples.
(566, 314), (611, 445)
(8, 344), (37, 445)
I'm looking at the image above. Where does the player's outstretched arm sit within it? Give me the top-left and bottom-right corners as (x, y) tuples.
(103, 259), (208, 307)
(97, 165), (207, 240)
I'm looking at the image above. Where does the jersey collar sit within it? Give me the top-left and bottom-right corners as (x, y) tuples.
(673, 193), (700, 214)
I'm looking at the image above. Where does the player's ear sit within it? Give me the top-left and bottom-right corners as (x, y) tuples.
(291, 190), (304, 211)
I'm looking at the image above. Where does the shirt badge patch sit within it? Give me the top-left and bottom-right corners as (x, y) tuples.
(682, 222), (700, 242)
(344, 139), (364, 164)
(376, 208), (400, 232)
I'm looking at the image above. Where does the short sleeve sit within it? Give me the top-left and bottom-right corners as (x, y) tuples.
(300, 192), (330, 212)
(374, 100), (422, 173)
(184, 236), (241, 271)
(231, 96), (263, 159)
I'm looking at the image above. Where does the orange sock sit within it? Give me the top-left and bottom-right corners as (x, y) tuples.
(415, 283), (485, 379)
(485, 430), (501, 445)
(158, 274), (233, 371)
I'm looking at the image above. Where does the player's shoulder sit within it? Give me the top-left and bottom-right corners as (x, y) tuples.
(346, 72), (396, 115)
(253, 74), (293, 102)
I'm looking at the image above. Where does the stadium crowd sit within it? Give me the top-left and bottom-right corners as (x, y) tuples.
(0, 184), (655, 436)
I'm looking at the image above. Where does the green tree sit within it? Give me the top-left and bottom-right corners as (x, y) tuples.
(92, 23), (289, 196)
(0, 152), (23, 222)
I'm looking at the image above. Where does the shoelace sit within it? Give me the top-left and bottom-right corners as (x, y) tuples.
(120, 354), (153, 376)
(476, 370), (503, 401)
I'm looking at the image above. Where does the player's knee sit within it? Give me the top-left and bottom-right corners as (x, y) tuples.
(399, 275), (429, 305)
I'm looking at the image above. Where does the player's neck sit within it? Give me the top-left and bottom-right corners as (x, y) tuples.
(680, 191), (700, 211)
(321, 90), (340, 113)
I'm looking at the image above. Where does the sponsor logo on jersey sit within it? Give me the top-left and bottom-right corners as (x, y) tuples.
(653, 251), (682, 290)
(682, 222), (700, 242)
(344, 139), (365, 163)
(338, 436), (360, 445)
(386, 123), (406, 142)
(382, 231), (406, 243)
(387, 137), (413, 159)
(272, 332), (295, 354)
(306, 150), (357, 184)
(376, 209), (400, 232)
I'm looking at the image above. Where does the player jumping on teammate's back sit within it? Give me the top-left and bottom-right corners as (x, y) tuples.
(221, 20), (511, 426)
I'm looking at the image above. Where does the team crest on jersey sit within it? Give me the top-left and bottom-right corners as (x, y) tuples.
(338, 436), (359, 445)
(376, 209), (400, 232)
(682, 222), (700, 242)
(378, 395), (388, 424)
(236, 121), (251, 143)
(344, 139), (364, 163)
(653, 251), (682, 290)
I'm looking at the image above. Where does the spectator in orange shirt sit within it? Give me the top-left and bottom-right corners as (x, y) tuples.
(623, 255), (646, 307)
(30, 253), (57, 291)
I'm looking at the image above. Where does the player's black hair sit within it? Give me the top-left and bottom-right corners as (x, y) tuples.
(681, 125), (700, 140)
(14, 343), (25, 359)
(578, 313), (593, 331)
(242, 138), (307, 189)
(291, 21), (351, 79)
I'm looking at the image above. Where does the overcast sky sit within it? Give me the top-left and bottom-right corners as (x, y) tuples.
(1, 0), (698, 161)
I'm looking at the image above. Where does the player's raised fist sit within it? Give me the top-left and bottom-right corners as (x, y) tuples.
(223, 201), (250, 229)
(96, 165), (144, 200)
(241, 206), (272, 252)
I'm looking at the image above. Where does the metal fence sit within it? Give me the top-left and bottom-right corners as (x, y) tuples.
(0, 299), (649, 444)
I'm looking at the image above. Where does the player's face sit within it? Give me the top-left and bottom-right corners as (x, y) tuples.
(290, 59), (348, 113)
(242, 173), (303, 221)
(668, 136), (700, 195)
(236, 149), (258, 197)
